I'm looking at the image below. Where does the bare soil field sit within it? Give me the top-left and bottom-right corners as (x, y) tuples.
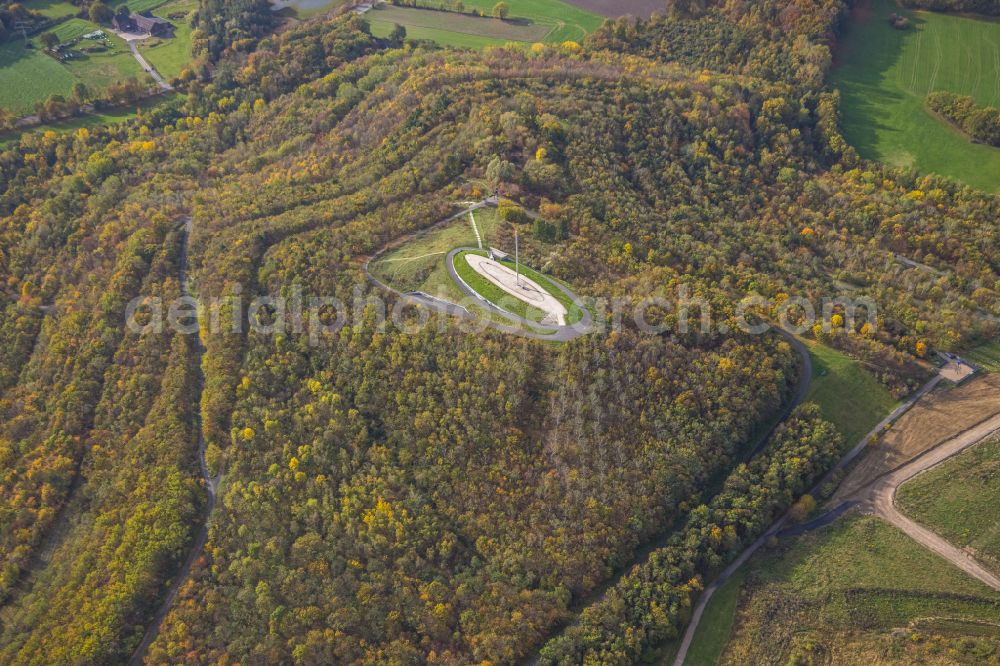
(562, 0), (662, 18)
(833, 373), (1000, 500)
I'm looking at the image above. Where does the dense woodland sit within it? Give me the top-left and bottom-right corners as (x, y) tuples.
(0, 0), (997, 664)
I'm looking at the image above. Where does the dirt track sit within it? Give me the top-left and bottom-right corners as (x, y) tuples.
(859, 412), (1000, 591)
(834, 373), (1000, 500)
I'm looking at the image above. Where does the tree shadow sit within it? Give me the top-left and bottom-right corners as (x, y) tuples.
(831, 0), (927, 159)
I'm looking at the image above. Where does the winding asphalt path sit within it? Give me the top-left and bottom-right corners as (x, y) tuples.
(127, 217), (219, 665)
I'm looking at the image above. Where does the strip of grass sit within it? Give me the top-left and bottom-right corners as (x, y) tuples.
(803, 339), (898, 448)
(682, 569), (746, 666)
(831, 0), (1000, 192)
(23, 0), (79, 18)
(0, 93), (177, 148)
(897, 437), (1000, 575)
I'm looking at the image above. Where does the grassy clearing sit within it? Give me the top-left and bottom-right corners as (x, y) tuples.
(714, 514), (1000, 665)
(137, 0), (197, 80)
(370, 207), (500, 295)
(897, 437), (1000, 575)
(803, 340), (898, 448)
(965, 340), (1000, 372)
(456, 249), (585, 326)
(831, 0), (1000, 192)
(366, 0), (603, 49)
(454, 250), (552, 324)
(24, 0), (79, 18)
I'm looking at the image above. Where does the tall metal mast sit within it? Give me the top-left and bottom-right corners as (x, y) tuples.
(514, 228), (520, 286)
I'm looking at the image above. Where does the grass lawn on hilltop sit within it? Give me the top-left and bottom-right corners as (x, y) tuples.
(803, 339), (898, 449)
(897, 437), (1000, 575)
(831, 0), (1000, 192)
(367, 0), (603, 49)
(370, 207), (502, 298)
(711, 515), (1000, 665)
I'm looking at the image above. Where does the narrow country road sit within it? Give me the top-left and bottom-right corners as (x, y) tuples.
(859, 412), (1000, 592)
(128, 217), (219, 665)
(125, 38), (172, 91)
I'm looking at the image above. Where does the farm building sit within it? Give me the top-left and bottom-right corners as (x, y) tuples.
(113, 11), (175, 37)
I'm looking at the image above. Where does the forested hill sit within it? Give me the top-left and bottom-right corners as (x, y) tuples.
(0, 2), (996, 664)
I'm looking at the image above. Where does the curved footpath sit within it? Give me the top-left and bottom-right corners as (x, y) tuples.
(128, 217), (221, 665)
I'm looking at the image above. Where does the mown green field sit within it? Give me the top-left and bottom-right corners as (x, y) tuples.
(803, 340), (898, 448)
(681, 569), (746, 666)
(831, 0), (1000, 192)
(137, 0), (197, 80)
(898, 437), (1000, 575)
(366, 0), (603, 49)
(0, 42), (78, 113)
(709, 515), (1000, 665)
(0, 19), (144, 114)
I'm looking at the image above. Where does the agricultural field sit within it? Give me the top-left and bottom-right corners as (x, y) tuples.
(270, 0), (346, 19)
(0, 19), (144, 114)
(713, 515), (1000, 665)
(366, 0), (604, 48)
(897, 437), (1000, 576)
(803, 340), (898, 448)
(0, 41), (77, 113)
(966, 340), (1000, 372)
(831, 0), (1000, 192)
